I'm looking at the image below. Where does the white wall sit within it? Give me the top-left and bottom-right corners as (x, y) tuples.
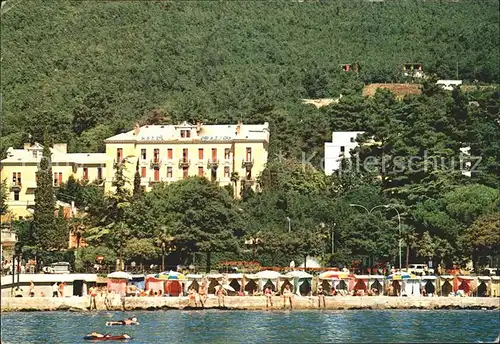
(324, 131), (364, 175)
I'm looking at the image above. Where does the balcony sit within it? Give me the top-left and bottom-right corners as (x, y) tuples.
(148, 177), (164, 186)
(10, 182), (22, 191)
(150, 158), (162, 168)
(178, 159), (191, 168)
(241, 159), (254, 170)
(207, 159), (219, 169)
(1, 229), (18, 245)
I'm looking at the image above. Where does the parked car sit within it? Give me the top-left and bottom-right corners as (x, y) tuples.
(407, 263), (434, 276)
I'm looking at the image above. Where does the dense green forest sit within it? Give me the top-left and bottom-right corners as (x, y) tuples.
(2, 1), (499, 272)
(1, 0), (499, 157)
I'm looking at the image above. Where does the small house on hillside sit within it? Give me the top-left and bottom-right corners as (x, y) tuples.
(403, 63), (424, 78)
(340, 62), (359, 73)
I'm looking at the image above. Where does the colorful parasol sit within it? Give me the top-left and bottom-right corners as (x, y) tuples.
(156, 270), (187, 280)
(319, 271), (349, 279)
(386, 273), (416, 280)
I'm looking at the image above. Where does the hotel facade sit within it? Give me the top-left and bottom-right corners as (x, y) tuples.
(1, 122), (270, 219)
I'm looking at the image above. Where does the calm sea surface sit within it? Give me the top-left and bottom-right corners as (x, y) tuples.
(1, 309), (499, 343)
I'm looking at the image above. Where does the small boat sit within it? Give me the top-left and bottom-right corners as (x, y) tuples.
(83, 334), (132, 341)
(106, 321), (140, 326)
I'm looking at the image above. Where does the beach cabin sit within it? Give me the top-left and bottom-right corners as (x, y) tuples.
(455, 276), (475, 296)
(402, 276), (421, 297)
(243, 273), (259, 295)
(350, 275), (369, 295)
(421, 276), (437, 296)
(438, 275), (455, 296)
(476, 276), (491, 297)
(185, 274), (203, 293)
(278, 274), (294, 295)
(368, 275), (385, 295)
(227, 273), (243, 294)
(145, 275), (165, 296)
(286, 270), (313, 296)
(206, 273), (224, 294)
(491, 276), (500, 297)
(107, 271), (131, 297)
(318, 271), (349, 295)
(256, 270), (280, 292)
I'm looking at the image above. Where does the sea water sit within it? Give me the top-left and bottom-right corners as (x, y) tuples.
(1, 309), (499, 343)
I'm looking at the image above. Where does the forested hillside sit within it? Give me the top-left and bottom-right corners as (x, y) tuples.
(1, 0), (499, 156)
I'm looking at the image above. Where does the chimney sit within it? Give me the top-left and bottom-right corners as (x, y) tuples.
(196, 121), (202, 133)
(236, 121), (242, 135)
(133, 123), (141, 136)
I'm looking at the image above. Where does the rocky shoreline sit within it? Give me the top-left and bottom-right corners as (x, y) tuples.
(1, 295), (499, 312)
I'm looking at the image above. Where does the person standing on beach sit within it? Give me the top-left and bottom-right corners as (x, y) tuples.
(216, 285), (227, 308)
(317, 285), (326, 308)
(198, 283), (207, 308)
(188, 287), (198, 307)
(283, 284), (293, 310)
(89, 286), (98, 310)
(58, 282), (65, 297)
(52, 282), (59, 297)
(264, 286), (273, 309)
(29, 281), (35, 297)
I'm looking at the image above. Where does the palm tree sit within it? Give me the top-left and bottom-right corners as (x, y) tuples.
(230, 172), (239, 198)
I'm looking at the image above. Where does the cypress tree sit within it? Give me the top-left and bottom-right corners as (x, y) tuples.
(133, 160), (142, 199)
(33, 135), (57, 251)
(0, 179), (8, 215)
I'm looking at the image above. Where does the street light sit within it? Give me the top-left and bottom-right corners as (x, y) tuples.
(349, 203), (402, 270)
(286, 217), (291, 233)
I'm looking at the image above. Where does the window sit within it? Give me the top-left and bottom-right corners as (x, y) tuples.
(167, 149), (173, 160)
(182, 167), (189, 179)
(141, 167), (147, 178)
(350, 137), (355, 143)
(14, 191), (20, 201)
(154, 167), (160, 182)
(181, 130), (186, 138)
(211, 169), (217, 182)
(340, 146), (345, 153)
(53, 172), (63, 186)
(153, 149), (160, 162)
(97, 167), (103, 181)
(198, 148), (204, 160)
(246, 147), (252, 161)
(181, 130), (191, 138)
(141, 149), (146, 160)
(198, 167), (204, 177)
(211, 148), (217, 161)
(224, 166), (230, 178)
(12, 172), (21, 185)
(167, 167), (173, 178)
(224, 148), (231, 160)
(186, 130), (191, 138)
(182, 148), (188, 161)
(116, 148), (123, 162)
(83, 167), (89, 181)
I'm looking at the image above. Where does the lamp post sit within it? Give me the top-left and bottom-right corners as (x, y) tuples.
(349, 203), (402, 270)
(161, 242), (166, 272)
(331, 223), (336, 255)
(286, 217), (291, 233)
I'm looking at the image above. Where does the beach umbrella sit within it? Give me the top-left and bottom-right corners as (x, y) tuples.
(107, 271), (132, 280)
(386, 273), (415, 280)
(156, 270), (187, 280)
(319, 271), (349, 279)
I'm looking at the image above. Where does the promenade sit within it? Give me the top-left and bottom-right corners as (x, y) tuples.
(2, 295), (498, 312)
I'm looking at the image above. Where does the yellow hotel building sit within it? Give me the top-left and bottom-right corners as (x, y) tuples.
(1, 122), (269, 218)
(0, 143), (109, 219)
(104, 121), (270, 194)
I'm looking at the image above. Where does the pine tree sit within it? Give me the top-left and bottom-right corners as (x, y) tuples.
(33, 135), (57, 251)
(133, 160), (142, 199)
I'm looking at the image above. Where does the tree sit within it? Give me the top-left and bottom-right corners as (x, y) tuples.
(32, 135), (58, 251)
(69, 217), (87, 249)
(123, 238), (159, 270)
(0, 179), (8, 215)
(133, 160), (142, 199)
(463, 212), (500, 269)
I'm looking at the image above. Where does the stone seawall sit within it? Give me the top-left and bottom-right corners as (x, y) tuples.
(1, 295), (499, 312)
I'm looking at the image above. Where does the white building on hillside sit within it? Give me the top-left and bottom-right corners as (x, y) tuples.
(324, 131), (364, 175)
